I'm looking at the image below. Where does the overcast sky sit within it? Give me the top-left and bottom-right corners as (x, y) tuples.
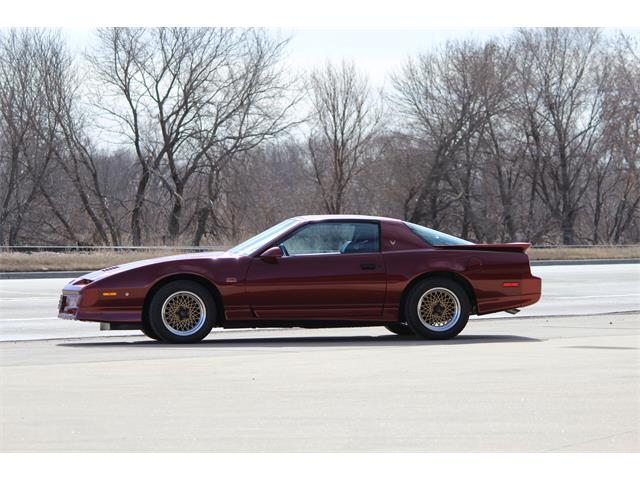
(62, 28), (513, 89)
(60, 27), (638, 90)
(283, 28), (516, 87)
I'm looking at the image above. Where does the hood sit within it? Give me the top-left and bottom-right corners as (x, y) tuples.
(80, 251), (229, 282)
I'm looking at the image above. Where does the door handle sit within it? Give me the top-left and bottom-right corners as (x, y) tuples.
(360, 263), (377, 270)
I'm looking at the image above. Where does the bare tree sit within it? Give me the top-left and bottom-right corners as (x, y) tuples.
(306, 61), (382, 214)
(44, 42), (123, 245)
(2, 28), (639, 248)
(592, 34), (640, 243)
(90, 27), (297, 245)
(190, 30), (301, 245)
(0, 29), (57, 244)
(354, 132), (426, 219)
(392, 42), (487, 230)
(0, 29), (117, 245)
(515, 28), (608, 244)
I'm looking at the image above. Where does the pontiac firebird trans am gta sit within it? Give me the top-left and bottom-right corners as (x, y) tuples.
(58, 215), (542, 343)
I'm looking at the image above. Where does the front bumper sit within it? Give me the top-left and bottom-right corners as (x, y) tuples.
(58, 287), (142, 323)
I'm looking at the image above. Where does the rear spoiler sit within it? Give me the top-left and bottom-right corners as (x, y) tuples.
(436, 243), (531, 253)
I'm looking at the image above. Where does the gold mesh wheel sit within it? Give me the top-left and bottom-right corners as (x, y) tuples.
(417, 287), (461, 331)
(161, 291), (207, 336)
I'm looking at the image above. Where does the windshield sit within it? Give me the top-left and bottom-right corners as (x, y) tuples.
(404, 221), (473, 246)
(228, 218), (299, 256)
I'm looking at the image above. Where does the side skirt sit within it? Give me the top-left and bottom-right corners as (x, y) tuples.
(100, 322), (141, 331)
(220, 319), (392, 329)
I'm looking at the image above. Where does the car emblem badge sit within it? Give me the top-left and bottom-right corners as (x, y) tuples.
(390, 240), (396, 245)
(226, 277), (238, 283)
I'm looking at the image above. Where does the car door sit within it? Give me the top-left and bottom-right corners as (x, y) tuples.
(244, 221), (387, 319)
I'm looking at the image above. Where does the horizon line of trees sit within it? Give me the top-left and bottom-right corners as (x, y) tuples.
(1, 27), (639, 247)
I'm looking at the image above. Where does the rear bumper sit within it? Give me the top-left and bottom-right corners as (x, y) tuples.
(476, 275), (542, 315)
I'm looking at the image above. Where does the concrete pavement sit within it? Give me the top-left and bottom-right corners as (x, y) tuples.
(1, 263), (638, 452)
(1, 313), (638, 451)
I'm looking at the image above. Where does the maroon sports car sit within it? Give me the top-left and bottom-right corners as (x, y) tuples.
(58, 215), (541, 343)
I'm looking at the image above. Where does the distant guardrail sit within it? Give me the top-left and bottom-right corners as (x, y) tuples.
(1, 243), (638, 253)
(1, 245), (230, 253)
(530, 244), (639, 249)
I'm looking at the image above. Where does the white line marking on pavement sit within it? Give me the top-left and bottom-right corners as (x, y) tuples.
(0, 317), (58, 321)
(1, 297), (58, 301)
(551, 294), (640, 299)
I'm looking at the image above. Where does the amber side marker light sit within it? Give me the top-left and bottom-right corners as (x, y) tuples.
(102, 292), (118, 297)
(503, 282), (520, 287)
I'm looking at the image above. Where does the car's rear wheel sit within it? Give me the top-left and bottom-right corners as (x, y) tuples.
(403, 278), (470, 340)
(148, 280), (216, 343)
(385, 323), (415, 336)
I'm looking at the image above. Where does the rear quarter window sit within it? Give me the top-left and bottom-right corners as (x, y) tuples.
(404, 222), (473, 246)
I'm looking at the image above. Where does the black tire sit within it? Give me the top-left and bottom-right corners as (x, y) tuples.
(403, 278), (470, 340)
(140, 322), (160, 340)
(148, 280), (216, 343)
(385, 323), (416, 336)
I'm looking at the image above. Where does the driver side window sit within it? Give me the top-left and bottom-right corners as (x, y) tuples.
(280, 222), (379, 256)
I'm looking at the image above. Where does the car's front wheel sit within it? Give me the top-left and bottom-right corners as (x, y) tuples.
(140, 322), (160, 340)
(403, 278), (470, 340)
(148, 280), (216, 343)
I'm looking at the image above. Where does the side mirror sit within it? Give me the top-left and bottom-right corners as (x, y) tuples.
(260, 246), (283, 263)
